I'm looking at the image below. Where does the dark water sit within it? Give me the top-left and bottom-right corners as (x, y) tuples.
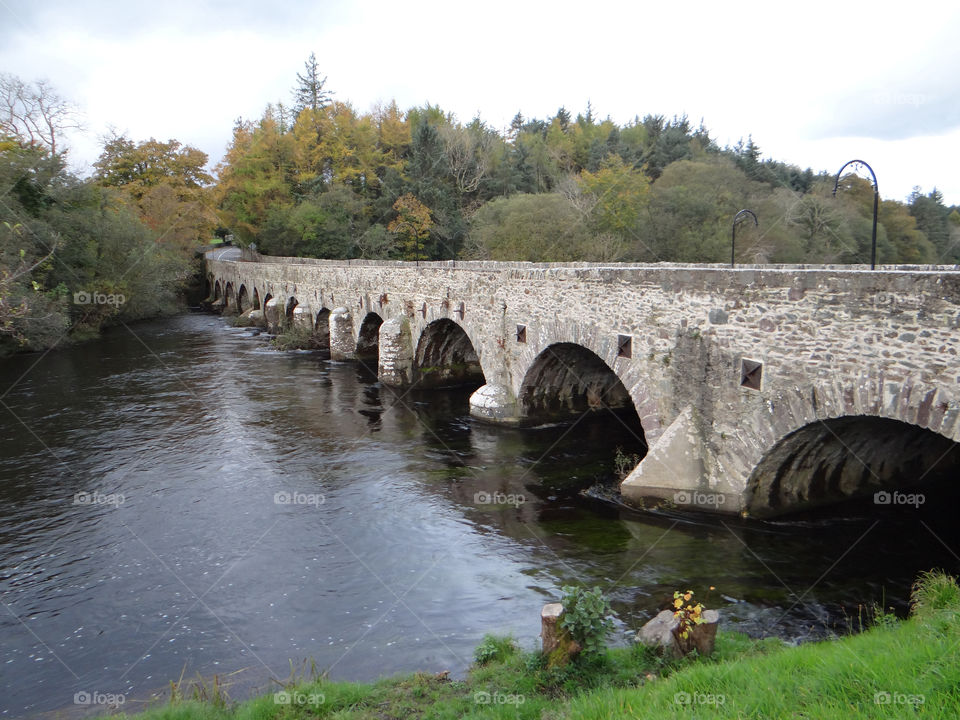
(2, 314), (959, 717)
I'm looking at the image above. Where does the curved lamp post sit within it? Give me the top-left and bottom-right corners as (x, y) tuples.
(833, 159), (879, 270)
(731, 209), (758, 267)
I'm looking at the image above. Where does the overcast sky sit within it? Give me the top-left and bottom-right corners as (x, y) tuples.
(1, 0), (958, 204)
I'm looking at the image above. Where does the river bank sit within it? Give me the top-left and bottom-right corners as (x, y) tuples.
(109, 571), (959, 719)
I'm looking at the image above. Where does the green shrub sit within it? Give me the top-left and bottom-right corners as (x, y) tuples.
(559, 586), (614, 657)
(272, 325), (324, 350)
(473, 634), (517, 666)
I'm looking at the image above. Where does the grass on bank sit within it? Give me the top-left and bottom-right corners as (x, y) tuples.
(270, 325), (328, 351)
(119, 572), (960, 720)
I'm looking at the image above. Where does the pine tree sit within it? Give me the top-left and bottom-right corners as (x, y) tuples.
(508, 112), (524, 142)
(293, 52), (332, 114)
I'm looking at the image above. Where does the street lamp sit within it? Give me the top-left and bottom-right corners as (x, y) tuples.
(833, 159), (879, 270)
(731, 209), (758, 267)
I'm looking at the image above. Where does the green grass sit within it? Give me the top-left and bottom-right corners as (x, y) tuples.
(117, 572), (960, 720)
(271, 325), (324, 350)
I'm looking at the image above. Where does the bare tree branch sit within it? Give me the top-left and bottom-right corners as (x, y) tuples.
(0, 73), (83, 155)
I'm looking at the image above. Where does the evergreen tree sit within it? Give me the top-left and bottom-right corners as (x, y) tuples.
(293, 52), (332, 115)
(909, 187), (953, 261)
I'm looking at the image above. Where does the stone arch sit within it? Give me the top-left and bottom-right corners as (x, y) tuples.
(213, 280), (222, 301)
(315, 308), (331, 349)
(414, 318), (485, 389)
(743, 416), (960, 518)
(237, 284), (249, 313)
(729, 376), (960, 517)
(356, 312), (383, 361)
(517, 342), (645, 436)
(252, 288), (261, 310)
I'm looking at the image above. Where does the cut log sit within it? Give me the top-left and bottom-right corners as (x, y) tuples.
(540, 603), (564, 655)
(540, 602), (581, 668)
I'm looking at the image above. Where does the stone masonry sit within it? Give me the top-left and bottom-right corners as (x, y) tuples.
(207, 252), (960, 516)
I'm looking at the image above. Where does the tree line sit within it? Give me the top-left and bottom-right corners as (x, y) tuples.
(216, 54), (960, 266)
(2, 58), (959, 352)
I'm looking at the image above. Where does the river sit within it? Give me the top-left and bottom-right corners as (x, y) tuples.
(2, 313), (958, 716)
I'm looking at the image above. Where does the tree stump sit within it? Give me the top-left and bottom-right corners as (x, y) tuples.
(541, 603), (564, 655)
(638, 609), (720, 657)
(540, 603), (580, 668)
(671, 609), (720, 657)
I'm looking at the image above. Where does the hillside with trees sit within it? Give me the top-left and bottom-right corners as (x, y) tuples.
(214, 55), (960, 266)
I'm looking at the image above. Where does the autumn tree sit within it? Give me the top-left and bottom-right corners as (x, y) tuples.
(372, 100), (410, 174)
(95, 134), (216, 250)
(388, 194), (433, 260)
(95, 134), (213, 199)
(215, 108), (297, 244)
(578, 154), (650, 240)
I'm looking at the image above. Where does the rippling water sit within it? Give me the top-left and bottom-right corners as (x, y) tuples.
(2, 314), (958, 717)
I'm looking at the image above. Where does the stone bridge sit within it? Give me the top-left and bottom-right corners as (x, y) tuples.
(205, 251), (960, 518)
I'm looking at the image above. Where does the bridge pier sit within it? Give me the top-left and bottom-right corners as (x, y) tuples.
(329, 307), (355, 361)
(378, 318), (414, 387)
(469, 384), (521, 425)
(292, 305), (313, 331)
(619, 406), (739, 514)
(264, 298), (282, 333)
